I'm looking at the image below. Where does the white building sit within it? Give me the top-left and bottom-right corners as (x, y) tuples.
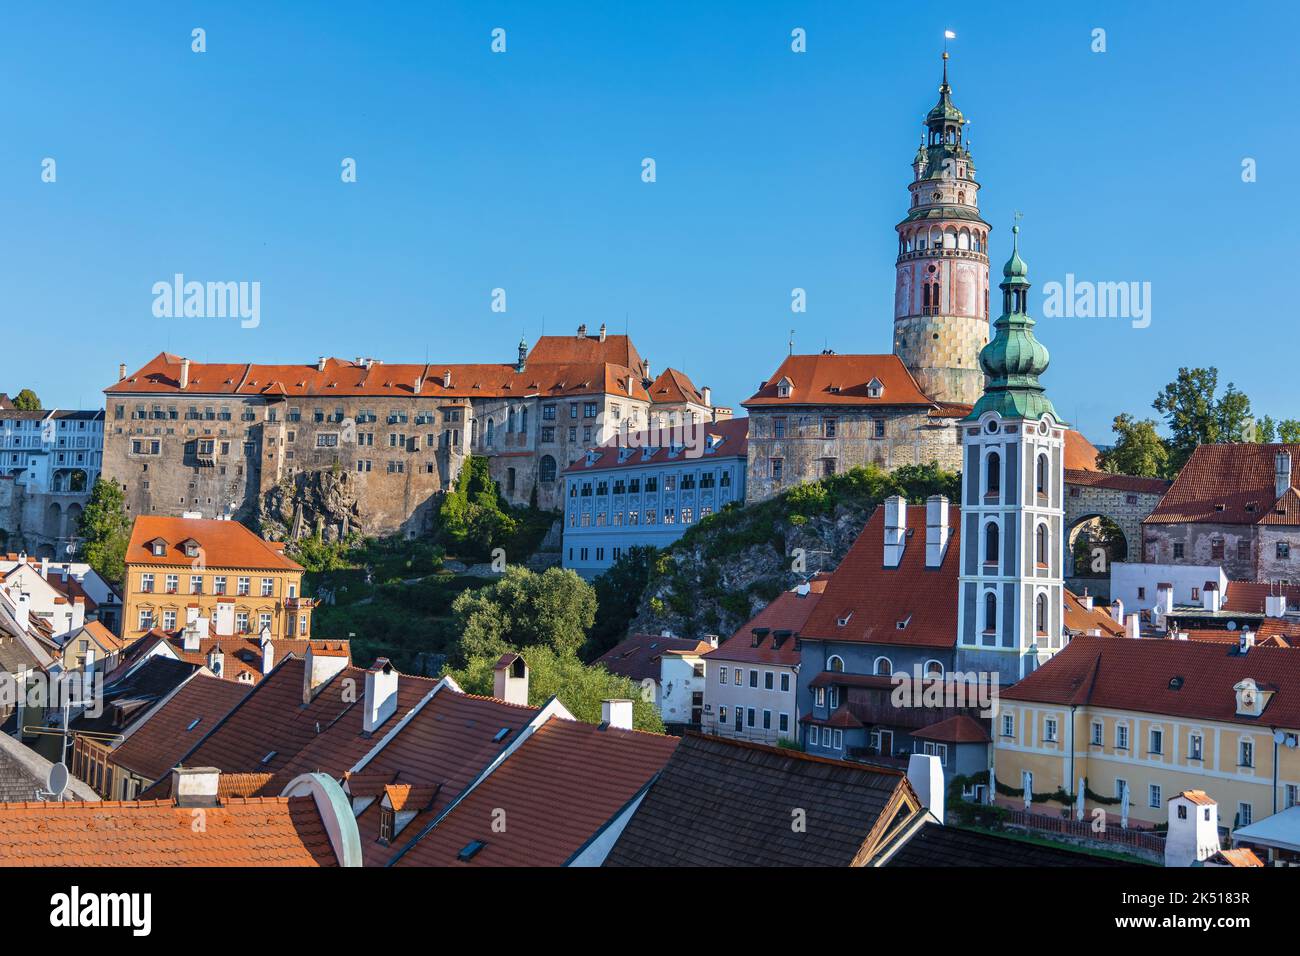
(1111, 561), (1228, 617)
(0, 409), (105, 557)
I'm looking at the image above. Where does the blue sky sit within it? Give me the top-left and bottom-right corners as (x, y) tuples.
(0, 1), (1294, 442)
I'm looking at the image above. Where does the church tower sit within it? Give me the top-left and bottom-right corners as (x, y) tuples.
(893, 52), (990, 407)
(955, 226), (1066, 685)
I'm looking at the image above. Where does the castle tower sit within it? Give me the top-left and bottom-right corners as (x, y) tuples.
(955, 226), (1066, 685)
(893, 52), (990, 407)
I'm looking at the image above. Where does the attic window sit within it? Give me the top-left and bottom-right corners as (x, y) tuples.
(457, 840), (487, 862)
(186, 718), (201, 731)
(152, 542), (166, 557)
(1214, 504), (1226, 512)
(1168, 676), (1184, 691)
(492, 727), (511, 743)
(896, 615), (912, 630)
(866, 378), (884, 399)
(1245, 502), (1258, 513)
(260, 750), (278, 765)
(837, 611), (853, 627)
(828, 385), (842, 394)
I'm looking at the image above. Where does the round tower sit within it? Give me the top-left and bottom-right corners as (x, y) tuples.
(892, 52), (990, 406)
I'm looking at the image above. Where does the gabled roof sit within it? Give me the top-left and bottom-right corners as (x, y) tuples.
(1001, 634), (1300, 727)
(594, 634), (716, 683)
(126, 516), (302, 571)
(71, 656), (199, 737)
(1064, 468), (1170, 496)
(392, 716), (679, 867)
(562, 417), (748, 474)
(1145, 443), (1300, 525)
(647, 367), (705, 406)
(1063, 430), (1103, 471)
(800, 504), (960, 648)
(742, 354), (937, 408)
(109, 675), (252, 782)
(604, 734), (919, 867)
(882, 820), (1139, 867)
(1221, 582), (1300, 615)
(704, 575), (830, 666)
(0, 796), (338, 866)
(1064, 590), (1126, 637)
(910, 715), (991, 744)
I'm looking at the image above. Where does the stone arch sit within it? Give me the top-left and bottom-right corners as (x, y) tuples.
(1066, 512), (1128, 581)
(66, 503), (83, 542)
(46, 501), (63, 539)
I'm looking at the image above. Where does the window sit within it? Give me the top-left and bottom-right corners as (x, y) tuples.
(213, 576), (226, 596)
(1149, 728), (1164, 755)
(138, 609), (154, 630)
(734, 669), (742, 686)
(779, 713), (789, 733)
(821, 417), (837, 438)
(237, 577), (250, 596)
(872, 657), (890, 676)
(1035, 524), (1048, 566)
(764, 671), (774, 690)
(984, 522), (999, 564)
(1173, 542), (1185, 559)
(821, 727), (831, 747)
(833, 729), (843, 750)
(1189, 733), (1203, 760)
(1286, 785), (1298, 810)
(1091, 721), (1103, 746)
(1035, 454), (1048, 495)
(718, 666), (728, 684)
(1211, 538), (1224, 560)
(983, 591), (997, 633)
(1149, 784), (1162, 809)
(772, 417), (786, 439)
(749, 670), (758, 688)
(1238, 802), (1253, 827)
(770, 458), (784, 482)
(1116, 725), (1129, 750)
(316, 434), (338, 447)
(1239, 739), (1254, 768)
(190, 575), (203, 595)
(872, 418), (886, 439)
(260, 578), (274, 597)
(165, 574), (178, 594)
(1001, 714), (1014, 738)
(1279, 542), (1292, 560)
(236, 611), (250, 633)
(378, 807), (394, 845)
(780, 673), (790, 692)
(140, 573), (154, 594)
(762, 710), (772, 730)
(985, 451), (1000, 496)
(747, 708), (756, 728)
(1035, 593), (1048, 635)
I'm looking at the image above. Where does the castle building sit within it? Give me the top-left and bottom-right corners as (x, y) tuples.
(955, 227), (1069, 685)
(742, 55), (987, 503)
(102, 327), (724, 536)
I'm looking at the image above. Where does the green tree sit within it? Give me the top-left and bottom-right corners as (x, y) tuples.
(1214, 384), (1254, 443)
(1254, 416), (1278, 443)
(586, 545), (657, 660)
(77, 478), (131, 585)
(1099, 414), (1169, 478)
(436, 456), (518, 561)
(451, 565), (596, 663)
(448, 645), (664, 732)
(1273, 420), (1300, 444)
(12, 388), (40, 411)
(1152, 367), (1256, 473)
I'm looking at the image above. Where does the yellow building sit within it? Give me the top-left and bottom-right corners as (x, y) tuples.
(122, 515), (312, 644)
(994, 634), (1300, 830)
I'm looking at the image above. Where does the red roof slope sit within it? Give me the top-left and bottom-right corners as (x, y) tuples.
(595, 634), (715, 683)
(1064, 430), (1102, 471)
(1222, 582), (1300, 614)
(648, 367), (705, 405)
(110, 675), (251, 781)
(1145, 443), (1300, 525)
(742, 354), (935, 408)
(392, 716), (678, 867)
(126, 515), (302, 571)
(0, 797), (337, 866)
(705, 576), (830, 666)
(1002, 634), (1300, 726)
(801, 505), (960, 648)
(1064, 468), (1170, 496)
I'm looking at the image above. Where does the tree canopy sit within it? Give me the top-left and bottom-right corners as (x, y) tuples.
(451, 565), (596, 663)
(77, 478), (131, 585)
(12, 389), (40, 411)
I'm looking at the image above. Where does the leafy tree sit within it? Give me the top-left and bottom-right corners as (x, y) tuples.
(12, 389), (40, 411)
(1152, 367), (1256, 473)
(1099, 414), (1169, 478)
(1278, 420), (1300, 444)
(448, 645), (664, 732)
(1214, 384), (1254, 443)
(77, 478), (131, 585)
(451, 565), (596, 663)
(586, 545), (657, 660)
(436, 456), (518, 561)
(1254, 416), (1278, 443)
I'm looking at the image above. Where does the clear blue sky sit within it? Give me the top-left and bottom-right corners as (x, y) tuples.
(0, 1), (1294, 442)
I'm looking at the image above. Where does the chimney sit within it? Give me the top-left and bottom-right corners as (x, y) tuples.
(577, 323), (587, 338)
(493, 653), (529, 706)
(303, 644), (349, 705)
(206, 643), (225, 678)
(171, 767), (221, 808)
(925, 495), (950, 568)
(261, 633), (275, 674)
(601, 699), (634, 730)
(1081, 588), (1094, 612)
(118, 362), (127, 381)
(1156, 582), (1175, 618)
(883, 495), (907, 568)
(1265, 592), (1288, 619)
(1125, 613), (1140, 639)
(598, 322), (607, 342)
(1165, 791), (1220, 867)
(1202, 582), (1222, 612)
(363, 658), (400, 734)
(317, 356), (327, 372)
(1109, 598), (1124, 625)
(39, 556), (49, 580)
(795, 581), (811, 597)
(1277, 450), (1292, 500)
(181, 624), (201, 652)
(413, 376), (422, 395)
(1239, 628), (1255, 654)
(84, 645), (96, 681)
(626, 375), (634, 397)
(907, 753), (945, 825)
(179, 357), (191, 390)
(701, 385), (712, 408)
(443, 369), (451, 388)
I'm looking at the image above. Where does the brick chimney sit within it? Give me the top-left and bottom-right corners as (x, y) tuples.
(363, 658), (399, 734)
(179, 357), (190, 390)
(601, 699), (633, 730)
(118, 362), (127, 381)
(493, 653), (529, 706)
(925, 495), (950, 568)
(1277, 450), (1292, 500)
(317, 356), (327, 372)
(598, 322), (607, 342)
(577, 323), (587, 338)
(883, 495), (907, 568)
(171, 767), (220, 808)
(303, 644), (349, 705)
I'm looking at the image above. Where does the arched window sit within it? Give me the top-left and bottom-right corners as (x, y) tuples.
(1035, 593), (1048, 635)
(986, 451), (1001, 496)
(507, 408), (516, 433)
(485, 418), (495, 447)
(538, 455), (557, 483)
(1036, 523), (1049, 566)
(924, 660), (944, 679)
(984, 521), (1000, 564)
(1036, 453), (1049, 495)
(520, 407), (528, 435)
(874, 657), (893, 676)
(984, 591), (997, 633)
(827, 655), (845, 673)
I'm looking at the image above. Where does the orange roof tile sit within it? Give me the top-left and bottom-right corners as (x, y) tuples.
(1064, 468), (1170, 496)
(1064, 430), (1103, 471)
(742, 354), (935, 408)
(911, 714), (991, 744)
(109, 675), (251, 782)
(563, 417), (748, 474)
(1146, 443), (1300, 525)
(704, 576), (829, 666)
(127, 516), (302, 571)
(647, 367), (704, 406)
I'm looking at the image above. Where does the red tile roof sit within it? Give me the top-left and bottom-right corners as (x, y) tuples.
(1213, 847), (1264, 867)
(391, 716), (678, 867)
(594, 634), (715, 683)
(0, 796), (337, 866)
(109, 675), (251, 781)
(742, 354), (936, 408)
(126, 516), (302, 571)
(1064, 430), (1103, 471)
(705, 576), (829, 666)
(1145, 443), (1300, 525)
(1064, 468), (1171, 496)
(647, 367), (704, 406)
(112, 631), (348, 685)
(1221, 582), (1300, 614)
(911, 715), (991, 744)
(562, 417), (748, 474)
(801, 504), (960, 648)
(1064, 590), (1126, 637)
(1002, 633), (1300, 727)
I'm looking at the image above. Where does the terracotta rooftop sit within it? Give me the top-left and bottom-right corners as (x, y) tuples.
(1063, 430), (1103, 471)
(910, 715), (991, 744)
(1221, 581), (1300, 615)
(109, 675), (252, 782)
(1002, 634), (1300, 727)
(0, 796), (338, 866)
(1145, 443), (1300, 525)
(391, 715), (679, 867)
(1064, 467), (1170, 496)
(562, 417), (748, 474)
(704, 575), (829, 666)
(594, 634), (716, 684)
(126, 515), (303, 572)
(647, 367), (705, 406)
(742, 353), (936, 408)
(1064, 590), (1126, 637)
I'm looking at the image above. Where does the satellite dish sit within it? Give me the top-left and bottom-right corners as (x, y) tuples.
(47, 762), (69, 799)
(1227, 622), (1238, 631)
(1276, 730), (1288, 745)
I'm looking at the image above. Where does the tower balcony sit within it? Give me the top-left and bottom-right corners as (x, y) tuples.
(896, 248), (989, 266)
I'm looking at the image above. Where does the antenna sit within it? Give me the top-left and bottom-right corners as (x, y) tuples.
(789, 329), (796, 355)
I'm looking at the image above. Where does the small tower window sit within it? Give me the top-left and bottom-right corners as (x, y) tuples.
(984, 592), (997, 634)
(1036, 454), (1049, 496)
(985, 451), (1001, 496)
(1035, 593), (1048, 635)
(1036, 524), (1049, 567)
(985, 521), (1000, 564)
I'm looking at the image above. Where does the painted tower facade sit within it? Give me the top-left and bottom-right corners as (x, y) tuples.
(955, 227), (1066, 685)
(893, 53), (991, 407)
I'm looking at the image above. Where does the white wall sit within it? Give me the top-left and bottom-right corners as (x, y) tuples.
(1111, 561), (1227, 614)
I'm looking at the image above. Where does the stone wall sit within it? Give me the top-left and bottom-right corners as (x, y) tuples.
(1141, 521), (1257, 581)
(0, 479), (89, 558)
(1064, 485), (1163, 572)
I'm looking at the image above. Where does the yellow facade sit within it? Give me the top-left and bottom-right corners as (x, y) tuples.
(993, 701), (1300, 829)
(121, 562), (310, 643)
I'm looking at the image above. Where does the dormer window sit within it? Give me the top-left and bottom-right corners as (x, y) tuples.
(150, 539), (167, 557)
(866, 378), (884, 399)
(1233, 678), (1268, 718)
(776, 377), (794, 399)
(378, 806), (395, 845)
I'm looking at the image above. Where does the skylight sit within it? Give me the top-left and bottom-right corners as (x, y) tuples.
(457, 839), (487, 861)
(186, 718), (201, 731)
